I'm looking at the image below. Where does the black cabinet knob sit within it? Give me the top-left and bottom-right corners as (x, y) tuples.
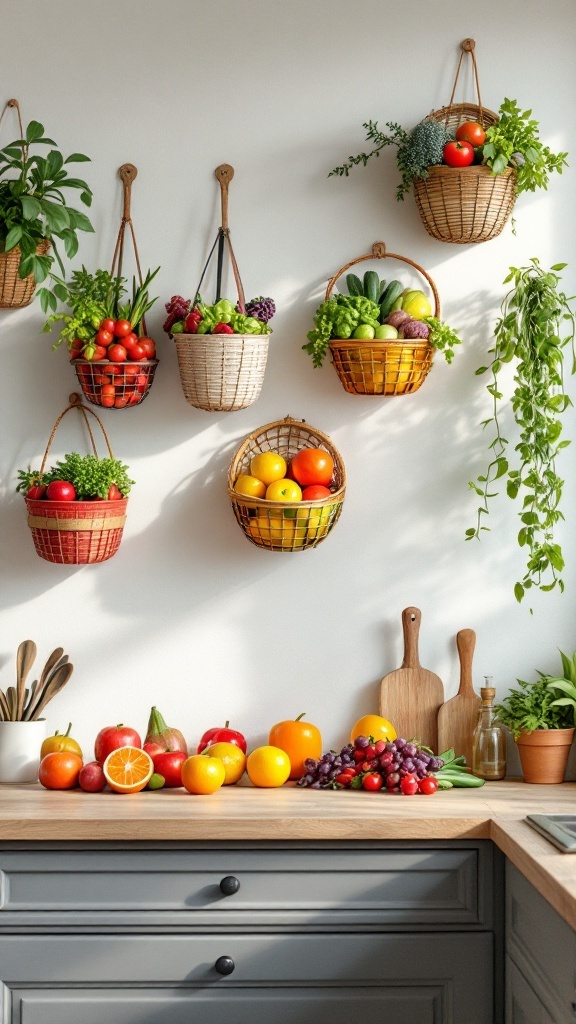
(215, 955), (235, 975)
(219, 875), (240, 895)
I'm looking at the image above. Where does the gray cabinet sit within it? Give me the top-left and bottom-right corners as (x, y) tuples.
(0, 840), (502, 1024)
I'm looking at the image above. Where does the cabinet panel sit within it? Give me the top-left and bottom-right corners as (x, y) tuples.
(505, 956), (559, 1024)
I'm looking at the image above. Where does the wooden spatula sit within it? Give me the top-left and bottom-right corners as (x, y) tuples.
(378, 607), (444, 750)
(437, 628), (481, 765)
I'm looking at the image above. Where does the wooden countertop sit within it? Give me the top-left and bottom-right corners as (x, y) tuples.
(2, 779), (576, 929)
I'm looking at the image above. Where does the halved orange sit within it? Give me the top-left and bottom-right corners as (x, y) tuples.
(103, 746), (153, 794)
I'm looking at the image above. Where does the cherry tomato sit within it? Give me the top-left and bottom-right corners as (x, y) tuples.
(129, 343), (146, 360)
(122, 333), (140, 351)
(46, 480), (76, 502)
(113, 319), (132, 338)
(95, 329), (113, 347)
(106, 363), (122, 375)
(443, 140), (475, 168)
(301, 485), (332, 500)
(290, 448), (334, 487)
(335, 771), (354, 787)
(27, 484), (47, 500)
(418, 776), (439, 796)
(70, 337), (84, 352)
(362, 772), (383, 791)
(114, 395), (130, 408)
(108, 344), (128, 363)
(123, 364), (140, 378)
(107, 484), (122, 501)
(400, 774), (419, 796)
(364, 745), (376, 759)
(138, 337), (156, 359)
(455, 121), (487, 147)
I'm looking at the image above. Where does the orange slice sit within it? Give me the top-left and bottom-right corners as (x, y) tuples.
(103, 746), (153, 794)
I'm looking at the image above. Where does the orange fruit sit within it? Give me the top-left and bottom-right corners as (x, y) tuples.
(103, 746), (153, 794)
(38, 751), (83, 790)
(181, 754), (225, 794)
(350, 714), (397, 745)
(234, 474), (266, 499)
(204, 742), (246, 785)
(246, 745), (291, 788)
(249, 452), (287, 486)
(269, 714), (323, 781)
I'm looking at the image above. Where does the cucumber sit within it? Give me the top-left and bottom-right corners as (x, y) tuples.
(363, 270), (380, 304)
(379, 280), (404, 321)
(378, 278), (388, 302)
(345, 273), (363, 297)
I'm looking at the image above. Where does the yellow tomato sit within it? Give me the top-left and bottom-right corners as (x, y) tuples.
(306, 504), (333, 540)
(181, 754), (225, 795)
(234, 474), (267, 499)
(204, 742), (246, 785)
(246, 745), (291, 787)
(402, 291), (432, 319)
(40, 723), (82, 760)
(250, 514), (305, 549)
(250, 452), (287, 486)
(265, 479), (302, 502)
(350, 714), (397, 745)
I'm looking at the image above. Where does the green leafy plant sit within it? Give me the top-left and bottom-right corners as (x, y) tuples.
(546, 650), (576, 726)
(467, 259), (575, 603)
(494, 673), (573, 740)
(0, 120), (93, 310)
(482, 99), (568, 194)
(17, 453), (134, 500)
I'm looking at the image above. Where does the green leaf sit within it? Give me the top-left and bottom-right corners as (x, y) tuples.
(64, 153), (91, 163)
(4, 225), (23, 250)
(39, 199), (70, 233)
(25, 120), (45, 143)
(514, 583), (525, 603)
(20, 195), (42, 220)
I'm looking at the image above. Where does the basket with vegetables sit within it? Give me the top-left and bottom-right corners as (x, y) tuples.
(43, 164), (160, 408)
(166, 164), (274, 413)
(17, 393), (133, 564)
(304, 241), (460, 396)
(228, 416), (346, 552)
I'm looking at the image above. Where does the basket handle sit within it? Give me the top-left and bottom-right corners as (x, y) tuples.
(190, 165), (247, 314)
(325, 241), (440, 318)
(0, 98), (24, 144)
(38, 393), (116, 478)
(445, 38), (484, 125)
(110, 163), (150, 334)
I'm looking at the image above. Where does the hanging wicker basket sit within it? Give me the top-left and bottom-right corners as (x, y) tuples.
(228, 416), (346, 552)
(412, 41), (516, 244)
(327, 242), (437, 396)
(24, 394), (129, 565)
(72, 356), (158, 409)
(176, 332), (269, 412)
(0, 240), (51, 309)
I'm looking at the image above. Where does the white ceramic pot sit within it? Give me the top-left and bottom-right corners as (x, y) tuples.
(0, 720), (47, 783)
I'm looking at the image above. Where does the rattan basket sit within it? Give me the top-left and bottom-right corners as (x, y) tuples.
(412, 41), (516, 243)
(175, 332), (269, 412)
(72, 356), (158, 409)
(24, 394), (129, 565)
(228, 416), (346, 552)
(0, 241), (51, 309)
(327, 242), (436, 397)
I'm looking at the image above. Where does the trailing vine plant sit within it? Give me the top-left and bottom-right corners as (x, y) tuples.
(467, 259), (575, 604)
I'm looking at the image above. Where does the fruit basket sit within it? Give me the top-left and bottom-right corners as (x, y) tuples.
(172, 164), (272, 413)
(228, 416), (346, 552)
(412, 39), (516, 243)
(21, 393), (131, 565)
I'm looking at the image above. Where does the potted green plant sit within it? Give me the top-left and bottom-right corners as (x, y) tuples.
(0, 118), (93, 310)
(494, 670), (574, 784)
(467, 259), (575, 604)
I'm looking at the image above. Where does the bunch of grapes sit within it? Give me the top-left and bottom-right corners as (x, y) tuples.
(297, 735), (444, 793)
(163, 295), (191, 334)
(240, 296), (276, 323)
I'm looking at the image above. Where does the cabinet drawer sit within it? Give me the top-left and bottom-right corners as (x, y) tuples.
(0, 932), (494, 1024)
(0, 841), (491, 930)
(506, 862), (576, 1022)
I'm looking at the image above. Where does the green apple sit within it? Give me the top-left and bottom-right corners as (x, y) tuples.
(352, 323), (375, 340)
(374, 324), (398, 339)
(402, 290), (432, 318)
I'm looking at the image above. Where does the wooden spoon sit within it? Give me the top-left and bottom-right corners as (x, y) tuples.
(5, 687), (17, 722)
(0, 689), (10, 722)
(28, 663), (74, 721)
(16, 639), (37, 721)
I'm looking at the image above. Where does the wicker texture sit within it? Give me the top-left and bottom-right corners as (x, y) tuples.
(0, 241), (51, 309)
(228, 417), (346, 552)
(25, 497), (127, 564)
(73, 358), (158, 409)
(176, 333), (269, 412)
(326, 242), (436, 397)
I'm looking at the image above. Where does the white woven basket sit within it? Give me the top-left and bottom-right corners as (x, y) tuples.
(175, 332), (269, 412)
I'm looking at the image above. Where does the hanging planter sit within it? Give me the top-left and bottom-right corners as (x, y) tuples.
(0, 239), (51, 309)
(167, 164), (274, 412)
(18, 393), (132, 564)
(228, 416), (346, 552)
(304, 241), (460, 396)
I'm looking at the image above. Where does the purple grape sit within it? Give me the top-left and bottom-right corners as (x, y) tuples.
(414, 758), (428, 772)
(355, 735), (369, 749)
(318, 763), (331, 776)
(402, 759), (415, 773)
(428, 757), (443, 771)
(385, 742), (396, 753)
(304, 758), (318, 772)
(311, 781), (321, 789)
(395, 738), (407, 749)
(404, 743), (417, 758)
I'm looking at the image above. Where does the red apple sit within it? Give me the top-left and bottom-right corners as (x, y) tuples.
(94, 724), (142, 764)
(78, 761), (106, 792)
(151, 750), (187, 788)
(197, 721), (247, 754)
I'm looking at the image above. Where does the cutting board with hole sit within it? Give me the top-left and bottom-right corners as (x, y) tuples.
(437, 628), (481, 765)
(378, 607), (444, 750)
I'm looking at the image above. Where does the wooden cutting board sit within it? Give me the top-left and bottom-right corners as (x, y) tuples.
(437, 628), (481, 765)
(378, 607), (444, 750)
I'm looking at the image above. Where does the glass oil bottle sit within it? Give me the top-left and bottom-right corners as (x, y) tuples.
(472, 676), (507, 780)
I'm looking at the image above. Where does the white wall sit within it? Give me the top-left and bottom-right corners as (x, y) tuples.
(2, 0), (575, 771)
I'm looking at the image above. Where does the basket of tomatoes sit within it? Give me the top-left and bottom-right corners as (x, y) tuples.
(17, 394), (133, 565)
(228, 417), (346, 552)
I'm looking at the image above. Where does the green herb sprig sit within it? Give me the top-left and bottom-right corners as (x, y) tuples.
(494, 673), (573, 740)
(17, 453), (134, 500)
(483, 99), (568, 194)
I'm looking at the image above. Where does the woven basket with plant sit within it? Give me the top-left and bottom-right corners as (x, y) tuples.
(228, 417), (346, 552)
(17, 393), (133, 564)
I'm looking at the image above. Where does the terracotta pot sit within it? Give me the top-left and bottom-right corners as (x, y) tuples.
(516, 728), (575, 784)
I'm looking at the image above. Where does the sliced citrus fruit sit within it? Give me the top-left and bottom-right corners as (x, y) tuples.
(103, 746), (153, 794)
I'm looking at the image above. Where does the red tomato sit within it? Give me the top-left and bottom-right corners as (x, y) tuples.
(123, 364), (139, 378)
(46, 480), (76, 502)
(101, 383), (116, 397)
(101, 394), (114, 408)
(290, 448), (334, 487)
(443, 140), (475, 167)
(27, 484), (47, 500)
(108, 344), (128, 363)
(301, 485), (332, 500)
(106, 364), (122, 376)
(151, 750), (187, 787)
(122, 333), (139, 351)
(95, 329), (113, 347)
(362, 772), (383, 791)
(129, 343), (146, 360)
(335, 771), (355, 787)
(94, 724), (142, 764)
(113, 319), (132, 338)
(100, 318), (116, 333)
(418, 776), (439, 795)
(138, 338), (156, 359)
(136, 374), (149, 394)
(107, 484), (122, 501)
(197, 723), (247, 754)
(70, 337), (84, 352)
(400, 774), (419, 796)
(114, 395), (130, 408)
(455, 121), (487, 147)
